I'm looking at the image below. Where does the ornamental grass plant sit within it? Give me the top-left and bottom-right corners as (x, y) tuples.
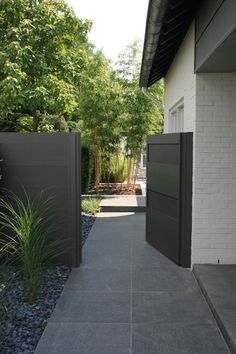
(0, 263), (16, 332)
(81, 197), (101, 215)
(0, 190), (66, 303)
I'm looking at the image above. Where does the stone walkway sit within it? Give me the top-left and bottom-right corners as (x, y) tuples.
(100, 196), (145, 212)
(193, 264), (236, 353)
(35, 213), (229, 354)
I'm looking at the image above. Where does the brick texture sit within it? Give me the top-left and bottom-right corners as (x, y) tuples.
(192, 73), (236, 264)
(164, 21), (236, 265)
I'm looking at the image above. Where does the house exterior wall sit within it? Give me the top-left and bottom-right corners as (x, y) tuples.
(192, 73), (236, 264)
(164, 22), (196, 133)
(164, 21), (236, 265)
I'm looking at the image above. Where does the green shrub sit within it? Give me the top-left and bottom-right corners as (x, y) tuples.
(101, 154), (128, 184)
(0, 190), (66, 303)
(82, 197), (101, 215)
(81, 145), (96, 193)
(81, 145), (90, 193)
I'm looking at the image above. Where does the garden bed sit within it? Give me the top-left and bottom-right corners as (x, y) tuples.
(0, 213), (96, 354)
(88, 183), (142, 195)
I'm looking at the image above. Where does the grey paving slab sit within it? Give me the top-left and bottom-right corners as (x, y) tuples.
(132, 266), (198, 292)
(35, 323), (131, 354)
(132, 322), (230, 354)
(85, 237), (132, 249)
(194, 264), (236, 296)
(88, 227), (132, 241)
(132, 241), (177, 268)
(96, 212), (135, 222)
(50, 290), (130, 323)
(66, 268), (131, 292)
(194, 264), (236, 353)
(131, 213), (146, 228)
(100, 195), (145, 207)
(35, 213), (230, 354)
(132, 290), (213, 324)
(82, 239), (131, 269)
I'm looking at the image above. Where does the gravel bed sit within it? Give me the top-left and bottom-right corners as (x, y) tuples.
(81, 212), (96, 246)
(0, 213), (96, 354)
(0, 266), (71, 354)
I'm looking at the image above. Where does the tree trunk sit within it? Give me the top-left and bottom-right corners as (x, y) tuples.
(94, 145), (100, 194)
(107, 157), (110, 189)
(115, 151), (119, 190)
(120, 154), (126, 192)
(127, 157), (132, 191)
(92, 128), (100, 194)
(133, 160), (139, 192)
(131, 158), (136, 191)
(32, 111), (41, 132)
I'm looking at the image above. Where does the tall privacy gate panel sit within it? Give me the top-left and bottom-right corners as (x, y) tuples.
(0, 133), (81, 267)
(146, 133), (193, 267)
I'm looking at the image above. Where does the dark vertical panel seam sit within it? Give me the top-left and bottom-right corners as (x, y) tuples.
(178, 133), (182, 265)
(179, 133), (193, 267)
(195, 0), (225, 44)
(186, 133), (193, 267)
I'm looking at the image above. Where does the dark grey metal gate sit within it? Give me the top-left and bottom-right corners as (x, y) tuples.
(146, 133), (193, 267)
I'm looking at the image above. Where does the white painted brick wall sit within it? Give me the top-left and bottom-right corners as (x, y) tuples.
(164, 22), (196, 133)
(164, 21), (236, 265)
(192, 73), (236, 264)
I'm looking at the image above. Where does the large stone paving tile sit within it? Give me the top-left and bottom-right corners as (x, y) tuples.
(207, 292), (236, 335)
(131, 214), (146, 231)
(132, 266), (198, 292)
(194, 264), (236, 296)
(95, 212), (135, 225)
(132, 290), (213, 324)
(131, 231), (145, 242)
(35, 323), (131, 354)
(132, 321), (230, 354)
(50, 290), (130, 323)
(132, 242), (177, 269)
(82, 240), (131, 269)
(84, 237), (131, 249)
(194, 265), (236, 352)
(88, 228), (132, 241)
(66, 268), (131, 292)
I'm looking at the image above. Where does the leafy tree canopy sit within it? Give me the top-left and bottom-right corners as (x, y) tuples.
(115, 39), (164, 157)
(0, 0), (92, 131)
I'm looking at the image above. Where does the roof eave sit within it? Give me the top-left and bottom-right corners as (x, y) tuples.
(140, 0), (168, 88)
(140, 0), (197, 88)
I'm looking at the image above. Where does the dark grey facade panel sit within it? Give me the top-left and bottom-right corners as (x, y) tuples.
(195, 0), (224, 42)
(196, 28), (236, 72)
(195, 0), (236, 72)
(146, 133), (193, 268)
(0, 133), (81, 267)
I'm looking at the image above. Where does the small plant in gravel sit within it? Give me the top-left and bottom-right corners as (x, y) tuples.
(0, 190), (66, 303)
(82, 197), (101, 215)
(0, 264), (16, 331)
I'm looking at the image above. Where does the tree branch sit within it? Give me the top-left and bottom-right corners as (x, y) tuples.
(0, 119), (32, 132)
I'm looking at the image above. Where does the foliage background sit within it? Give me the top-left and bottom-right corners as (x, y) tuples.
(0, 0), (164, 192)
